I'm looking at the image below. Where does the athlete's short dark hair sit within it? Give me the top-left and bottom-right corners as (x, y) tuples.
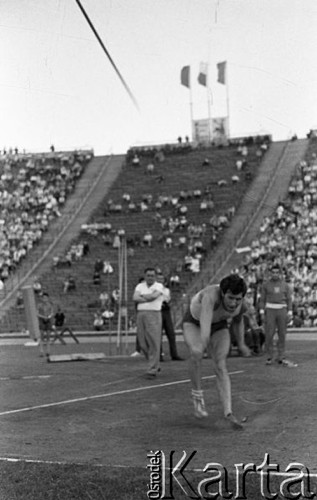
(220, 274), (247, 296)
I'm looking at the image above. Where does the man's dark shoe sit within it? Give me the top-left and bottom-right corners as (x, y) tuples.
(172, 356), (184, 361)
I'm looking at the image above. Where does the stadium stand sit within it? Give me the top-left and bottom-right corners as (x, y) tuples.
(0, 149), (92, 283)
(0, 137), (272, 332)
(4, 135), (316, 334)
(226, 137), (317, 328)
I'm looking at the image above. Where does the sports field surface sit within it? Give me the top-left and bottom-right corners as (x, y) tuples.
(0, 335), (316, 499)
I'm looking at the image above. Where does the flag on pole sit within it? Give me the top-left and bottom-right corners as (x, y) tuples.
(180, 66), (190, 88)
(198, 62), (208, 86)
(217, 61), (226, 84)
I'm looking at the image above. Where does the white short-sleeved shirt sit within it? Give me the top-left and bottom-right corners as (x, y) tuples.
(135, 281), (164, 311)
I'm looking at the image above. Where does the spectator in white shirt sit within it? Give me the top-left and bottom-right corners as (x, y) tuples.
(133, 268), (164, 379)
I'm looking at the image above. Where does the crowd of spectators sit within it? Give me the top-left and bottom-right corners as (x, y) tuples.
(50, 135), (269, 327)
(80, 137), (269, 285)
(234, 146), (317, 328)
(0, 149), (92, 285)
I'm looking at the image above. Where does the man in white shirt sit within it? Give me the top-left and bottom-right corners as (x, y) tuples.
(133, 268), (164, 379)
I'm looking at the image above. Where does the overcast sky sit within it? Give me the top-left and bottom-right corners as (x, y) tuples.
(1, 0), (316, 154)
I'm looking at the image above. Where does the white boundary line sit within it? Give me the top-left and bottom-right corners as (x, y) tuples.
(0, 457), (316, 479)
(0, 370), (244, 417)
(0, 375), (51, 381)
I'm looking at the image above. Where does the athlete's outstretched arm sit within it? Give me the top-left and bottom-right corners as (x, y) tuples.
(231, 317), (251, 357)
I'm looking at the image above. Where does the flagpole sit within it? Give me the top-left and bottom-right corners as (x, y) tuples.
(181, 66), (194, 142)
(225, 62), (230, 139)
(207, 87), (213, 144)
(189, 76), (194, 142)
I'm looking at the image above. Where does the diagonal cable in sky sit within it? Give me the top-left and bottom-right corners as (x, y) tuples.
(74, 0), (139, 111)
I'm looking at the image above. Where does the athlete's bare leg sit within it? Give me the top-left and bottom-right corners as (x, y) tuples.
(183, 321), (209, 418)
(210, 328), (243, 429)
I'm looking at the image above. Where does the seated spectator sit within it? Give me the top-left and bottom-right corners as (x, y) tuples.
(93, 311), (104, 331)
(194, 240), (206, 255)
(154, 202), (162, 213)
(113, 233), (121, 248)
(142, 193), (153, 204)
(218, 215), (229, 227)
(140, 201), (149, 212)
(184, 254), (193, 271)
(178, 236), (187, 248)
(227, 206), (236, 218)
(165, 236), (173, 249)
(102, 234), (112, 246)
(179, 190), (188, 200)
(54, 306), (66, 329)
(178, 205), (188, 215)
(154, 150), (165, 163)
(65, 250), (75, 266)
(94, 259), (103, 273)
(132, 154), (140, 167)
(218, 179), (227, 187)
(189, 255), (200, 273)
(93, 271), (101, 285)
(256, 148), (263, 161)
(146, 163), (154, 175)
(99, 291), (110, 309)
(127, 247), (135, 258)
(179, 215), (188, 229)
(128, 201), (137, 212)
(170, 273), (180, 287)
(112, 203), (123, 213)
(33, 277), (42, 296)
(236, 159), (243, 171)
(101, 309), (115, 321)
(232, 175), (240, 184)
(111, 288), (120, 310)
(103, 260), (113, 274)
(63, 275), (76, 293)
(143, 230), (153, 247)
(122, 192), (131, 202)
(200, 199), (214, 211)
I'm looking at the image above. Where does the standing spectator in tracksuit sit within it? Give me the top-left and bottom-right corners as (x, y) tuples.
(259, 264), (297, 367)
(156, 273), (184, 361)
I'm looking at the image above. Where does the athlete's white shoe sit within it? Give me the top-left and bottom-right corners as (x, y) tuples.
(192, 390), (208, 419)
(225, 413), (244, 430)
(130, 351), (142, 358)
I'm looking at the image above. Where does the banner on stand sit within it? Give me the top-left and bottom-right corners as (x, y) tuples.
(193, 117), (228, 144)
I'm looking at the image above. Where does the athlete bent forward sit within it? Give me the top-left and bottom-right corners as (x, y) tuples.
(183, 274), (250, 430)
